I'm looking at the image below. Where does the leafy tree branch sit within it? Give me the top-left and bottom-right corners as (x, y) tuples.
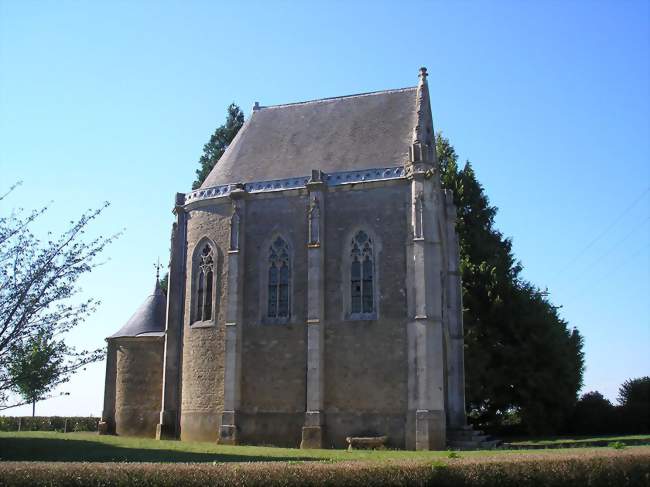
(0, 183), (118, 410)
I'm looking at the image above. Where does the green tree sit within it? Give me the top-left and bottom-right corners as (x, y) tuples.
(7, 333), (66, 416)
(568, 391), (616, 435)
(436, 133), (585, 435)
(192, 104), (245, 189)
(0, 183), (113, 410)
(617, 376), (650, 433)
(618, 376), (650, 406)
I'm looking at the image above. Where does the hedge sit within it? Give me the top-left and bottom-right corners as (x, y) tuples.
(0, 416), (98, 432)
(0, 451), (648, 486)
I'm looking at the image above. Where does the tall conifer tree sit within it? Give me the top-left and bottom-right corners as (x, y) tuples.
(436, 133), (584, 434)
(192, 104), (245, 189)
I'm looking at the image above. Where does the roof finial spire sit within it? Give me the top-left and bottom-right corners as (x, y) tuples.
(408, 65), (436, 166)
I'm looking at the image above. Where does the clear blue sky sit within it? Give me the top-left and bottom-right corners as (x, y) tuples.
(1, 0), (648, 416)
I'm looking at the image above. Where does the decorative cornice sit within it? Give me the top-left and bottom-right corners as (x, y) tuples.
(182, 166), (407, 205)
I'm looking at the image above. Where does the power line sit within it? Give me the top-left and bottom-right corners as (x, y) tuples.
(563, 240), (650, 303)
(573, 215), (650, 279)
(554, 186), (650, 278)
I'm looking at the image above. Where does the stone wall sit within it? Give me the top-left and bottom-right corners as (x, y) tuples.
(239, 195), (308, 447)
(177, 180), (454, 448)
(227, 183), (411, 448)
(322, 183), (411, 448)
(180, 204), (230, 441)
(113, 337), (164, 437)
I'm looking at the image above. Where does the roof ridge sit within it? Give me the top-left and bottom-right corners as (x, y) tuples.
(256, 86), (417, 111)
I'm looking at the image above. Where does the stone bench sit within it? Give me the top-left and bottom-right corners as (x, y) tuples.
(345, 435), (388, 451)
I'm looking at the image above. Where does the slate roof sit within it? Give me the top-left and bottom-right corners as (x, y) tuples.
(109, 280), (166, 339)
(200, 86), (419, 188)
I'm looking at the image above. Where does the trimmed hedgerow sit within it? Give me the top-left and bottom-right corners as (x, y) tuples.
(0, 416), (98, 432)
(0, 451), (648, 486)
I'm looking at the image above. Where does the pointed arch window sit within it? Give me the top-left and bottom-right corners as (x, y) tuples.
(267, 236), (291, 319)
(350, 230), (375, 315)
(195, 243), (214, 322)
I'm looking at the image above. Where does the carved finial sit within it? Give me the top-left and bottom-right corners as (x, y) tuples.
(408, 65), (435, 166)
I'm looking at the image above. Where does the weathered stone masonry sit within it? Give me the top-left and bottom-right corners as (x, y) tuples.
(101, 67), (468, 450)
(99, 280), (166, 437)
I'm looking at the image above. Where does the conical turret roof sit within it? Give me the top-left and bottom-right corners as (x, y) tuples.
(108, 280), (166, 339)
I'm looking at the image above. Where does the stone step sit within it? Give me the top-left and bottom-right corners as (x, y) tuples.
(447, 431), (487, 440)
(447, 440), (482, 449)
(448, 429), (486, 436)
(447, 438), (501, 450)
(448, 433), (490, 442)
(479, 439), (502, 449)
(447, 424), (501, 450)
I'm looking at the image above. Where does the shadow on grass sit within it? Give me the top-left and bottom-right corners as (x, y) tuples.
(0, 437), (315, 463)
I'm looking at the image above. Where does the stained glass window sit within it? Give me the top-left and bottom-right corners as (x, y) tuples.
(350, 230), (374, 315)
(268, 236), (291, 319)
(196, 243), (214, 322)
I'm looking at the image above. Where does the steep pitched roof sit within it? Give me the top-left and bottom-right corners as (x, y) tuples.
(109, 280), (166, 339)
(200, 86), (419, 187)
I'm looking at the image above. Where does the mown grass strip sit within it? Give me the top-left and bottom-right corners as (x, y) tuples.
(2, 431), (647, 463)
(503, 434), (650, 449)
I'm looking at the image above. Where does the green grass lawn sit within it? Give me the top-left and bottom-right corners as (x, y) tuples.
(1, 431), (648, 463)
(502, 434), (650, 447)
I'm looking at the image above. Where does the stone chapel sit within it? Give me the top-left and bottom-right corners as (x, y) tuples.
(100, 67), (470, 450)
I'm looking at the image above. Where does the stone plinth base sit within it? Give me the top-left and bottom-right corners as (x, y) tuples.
(300, 410), (324, 449)
(156, 410), (178, 440)
(155, 423), (177, 440)
(218, 410), (238, 445)
(97, 421), (111, 435)
(300, 426), (324, 449)
(415, 409), (446, 450)
(218, 425), (238, 445)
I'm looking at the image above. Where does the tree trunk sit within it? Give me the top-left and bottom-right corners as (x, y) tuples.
(32, 399), (35, 417)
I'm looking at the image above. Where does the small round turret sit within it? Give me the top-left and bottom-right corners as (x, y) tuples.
(100, 279), (166, 437)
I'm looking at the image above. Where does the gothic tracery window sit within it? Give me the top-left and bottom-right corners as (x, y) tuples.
(195, 243), (214, 322)
(267, 236), (290, 319)
(350, 230), (375, 315)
